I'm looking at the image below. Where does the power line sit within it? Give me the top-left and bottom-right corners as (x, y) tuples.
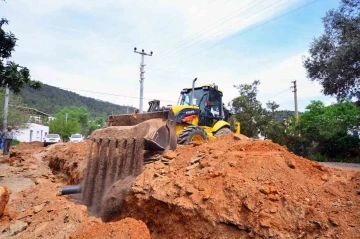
(152, 0), (316, 71)
(151, 0), (222, 51)
(57, 85), (291, 110)
(151, 0), (322, 73)
(47, 83), (289, 110)
(260, 87), (290, 101)
(155, 0), (268, 58)
(149, 72), (193, 80)
(58, 87), (179, 104)
(149, 68), (195, 78)
(154, 0), (285, 63)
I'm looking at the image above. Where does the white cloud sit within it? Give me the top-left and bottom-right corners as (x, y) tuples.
(219, 52), (334, 112)
(2, 0), (331, 114)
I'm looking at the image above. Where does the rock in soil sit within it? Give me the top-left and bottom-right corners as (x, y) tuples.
(163, 150), (177, 160)
(9, 220), (27, 235)
(0, 186), (10, 217)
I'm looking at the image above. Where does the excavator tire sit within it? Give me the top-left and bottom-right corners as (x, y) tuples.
(214, 127), (232, 137)
(177, 125), (208, 145)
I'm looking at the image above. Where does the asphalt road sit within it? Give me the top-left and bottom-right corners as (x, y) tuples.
(320, 162), (360, 171)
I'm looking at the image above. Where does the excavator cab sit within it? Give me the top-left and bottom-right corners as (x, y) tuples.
(178, 84), (225, 127)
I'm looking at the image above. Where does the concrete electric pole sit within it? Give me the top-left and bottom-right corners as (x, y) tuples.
(291, 80), (299, 123)
(134, 47), (153, 113)
(2, 84), (9, 131)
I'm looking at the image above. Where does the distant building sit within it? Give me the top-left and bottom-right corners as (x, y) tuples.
(12, 107), (53, 143)
(14, 123), (49, 142)
(15, 106), (54, 125)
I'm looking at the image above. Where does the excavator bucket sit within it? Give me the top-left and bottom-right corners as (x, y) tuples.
(78, 110), (177, 220)
(90, 110), (177, 151)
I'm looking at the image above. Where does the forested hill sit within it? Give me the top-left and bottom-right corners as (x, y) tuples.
(19, 84), (134, 118)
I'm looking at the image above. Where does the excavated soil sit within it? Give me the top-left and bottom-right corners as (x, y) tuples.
(117, 134), (360, 238)
(0, 178), (150, 238)
(0, 134), (359, 238)
(70, 217), (151, 239)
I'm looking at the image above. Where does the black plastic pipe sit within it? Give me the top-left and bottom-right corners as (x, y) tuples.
(61, 185), (82, 195)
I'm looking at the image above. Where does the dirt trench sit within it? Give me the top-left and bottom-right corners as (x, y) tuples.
(0, 141), (151, 238)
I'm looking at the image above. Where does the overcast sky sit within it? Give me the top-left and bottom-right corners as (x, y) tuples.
(1, 0), (340, 112)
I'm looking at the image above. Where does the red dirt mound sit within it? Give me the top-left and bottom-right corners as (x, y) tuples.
(118, 134), (360, 238)
(0, 178), (151, 238)
(0, 141), (45, 168)
(11, 141), (44, 151)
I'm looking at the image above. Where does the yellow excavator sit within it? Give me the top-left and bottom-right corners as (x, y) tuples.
(60, 79), (240, 219)
(105, 78), (240, 151)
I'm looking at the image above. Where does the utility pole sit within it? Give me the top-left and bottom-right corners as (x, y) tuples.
(134, 47), (153, 113)
(2, 84), (9, 131)
(291, 80), (298, 123)
(65, 113), (68, 123)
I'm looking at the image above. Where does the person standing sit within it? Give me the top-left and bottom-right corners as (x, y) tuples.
(0, 131), (3, 150)
(3, 126), (13, 155)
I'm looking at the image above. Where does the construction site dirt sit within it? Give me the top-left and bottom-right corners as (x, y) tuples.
(0, 135), (359, 238)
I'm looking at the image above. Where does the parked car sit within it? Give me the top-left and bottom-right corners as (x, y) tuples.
(69, 133), (84, 143)
(44, 134), (62, 147)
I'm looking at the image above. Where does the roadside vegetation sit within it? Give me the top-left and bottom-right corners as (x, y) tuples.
(231, 0), (360, 162)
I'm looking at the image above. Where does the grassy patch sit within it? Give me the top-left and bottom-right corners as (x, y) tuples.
(11, 139), (20, 146)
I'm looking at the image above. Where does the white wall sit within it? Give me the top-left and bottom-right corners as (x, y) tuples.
(14, 123), (49, 142)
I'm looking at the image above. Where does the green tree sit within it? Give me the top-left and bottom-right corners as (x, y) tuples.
(88, 117), (106, 135)
(303, 0), (360, 101)
(0, 18), (41, 93)
(49, 114), (81, 140)
(231, 80), (267, 138)
(57, 106), (89, 129)
(297, 100), (360, 159)
(266, 101), (279, 116)
(54, 106), (91, 135)
(261, 101), (289, 144)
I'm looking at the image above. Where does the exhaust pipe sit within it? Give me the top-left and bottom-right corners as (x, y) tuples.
(60, 185), (82, 195)
(190, 78), (197, 106)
